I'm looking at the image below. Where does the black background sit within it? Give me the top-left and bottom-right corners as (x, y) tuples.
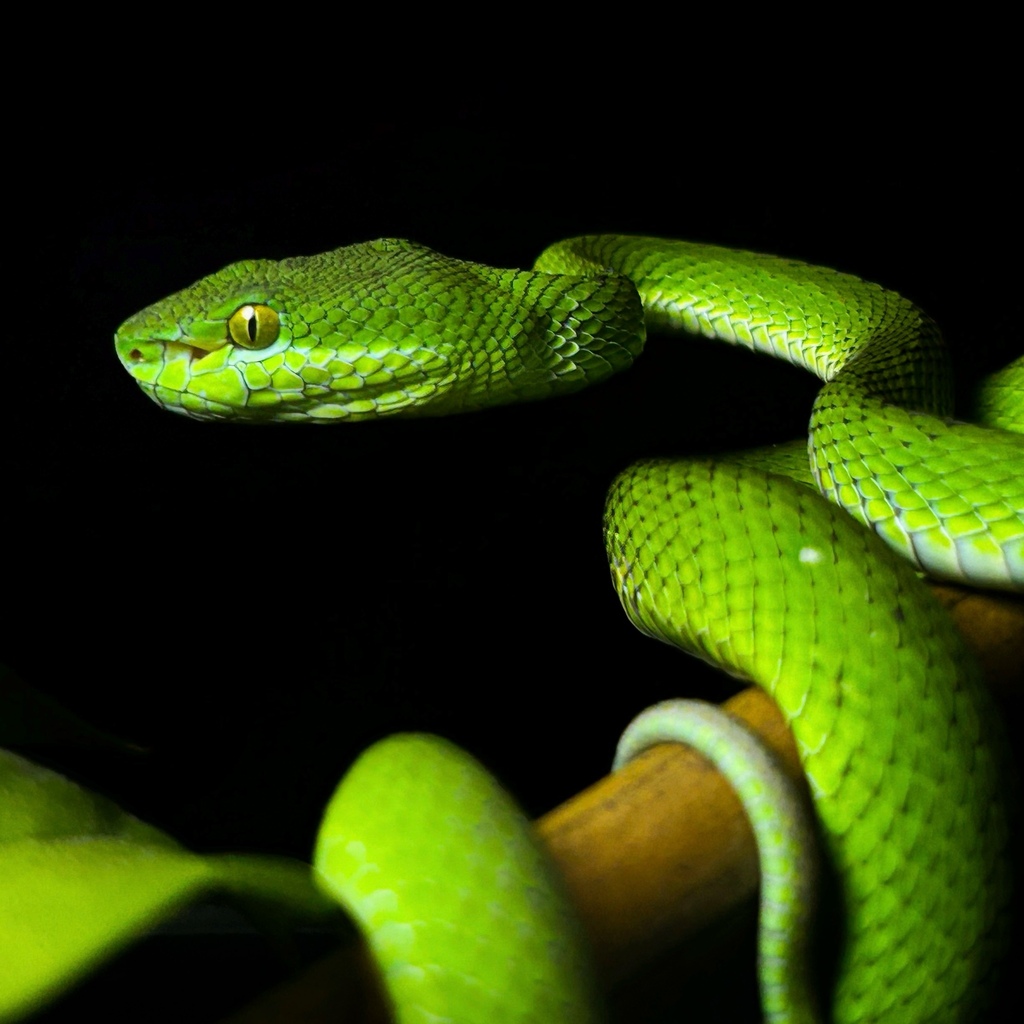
(6, 38), (1019, 1023)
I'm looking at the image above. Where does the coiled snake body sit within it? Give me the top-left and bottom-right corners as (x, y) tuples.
(116, 237), (1022, 1022)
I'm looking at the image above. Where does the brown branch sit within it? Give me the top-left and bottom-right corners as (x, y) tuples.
(222, 584), (1021, 1023)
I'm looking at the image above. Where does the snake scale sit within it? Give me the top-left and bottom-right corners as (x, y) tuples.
(116, 236), (1022, 1023)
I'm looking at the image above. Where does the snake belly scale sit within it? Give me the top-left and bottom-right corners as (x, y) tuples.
(116, 236), (1022, 1023)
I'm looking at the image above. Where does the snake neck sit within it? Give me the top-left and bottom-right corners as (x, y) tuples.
(541, 236), (1022, 589)
(538, 234), (953, 409)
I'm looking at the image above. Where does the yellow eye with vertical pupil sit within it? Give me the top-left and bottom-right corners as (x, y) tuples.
(228, 304), (280, 349)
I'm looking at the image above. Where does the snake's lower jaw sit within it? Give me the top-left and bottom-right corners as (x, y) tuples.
(115, 347), (427, 423)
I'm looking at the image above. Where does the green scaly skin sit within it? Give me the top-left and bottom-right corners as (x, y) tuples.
(605, 460), (1011, 1023)
(116, 236), (1022, 1023)
(314, 734), (603, 1023)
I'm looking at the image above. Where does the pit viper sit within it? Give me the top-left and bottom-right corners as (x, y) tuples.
(115, 236), (1022, 1023)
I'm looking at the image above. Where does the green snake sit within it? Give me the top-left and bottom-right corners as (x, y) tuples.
(115, 236), (1022, 1023)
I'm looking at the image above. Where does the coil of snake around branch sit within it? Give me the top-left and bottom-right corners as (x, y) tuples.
(116, 236), (1022, 1023)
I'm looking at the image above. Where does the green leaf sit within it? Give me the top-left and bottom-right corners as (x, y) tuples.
(0, 749), (339, 1022)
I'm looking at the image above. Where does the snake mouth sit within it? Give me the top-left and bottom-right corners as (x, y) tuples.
(120, 339), (222, 370)
(160, 340), (226, 365)
(175, 341), (223, 365)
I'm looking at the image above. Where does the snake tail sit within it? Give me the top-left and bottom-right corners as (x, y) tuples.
(615, 698), (821, 1024)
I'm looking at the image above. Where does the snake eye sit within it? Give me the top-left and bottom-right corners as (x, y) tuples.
(228, 304), (280, 349)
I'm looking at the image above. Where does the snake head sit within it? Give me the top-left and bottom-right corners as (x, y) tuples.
(114, 240), (464, 422)
(115, 238), (644, 423)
